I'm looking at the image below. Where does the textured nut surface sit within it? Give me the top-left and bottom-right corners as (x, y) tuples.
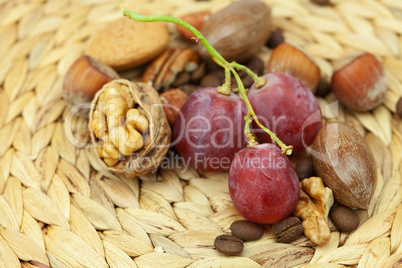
(89, 79), (171, 178)
(330, 205), (359, 232)
(85, 18), (169, 71)
(267, 43), (321, 93)
(294, 176), (334, 246)
(198, 0), (272, 63)
(230, 220), (264, 241)
(160, 89), (189, 125)
(274, 217), (303, 243)
(214, 235), (244, 255)
(312, 122), (377, 209)
(331, 52), (387, 111)
(90, 83), (149, 166)
(142, 48), (199, 91)
(62, 55), (119, 112)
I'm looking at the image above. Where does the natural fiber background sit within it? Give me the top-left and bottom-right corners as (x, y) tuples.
(0, 0), (402, 267)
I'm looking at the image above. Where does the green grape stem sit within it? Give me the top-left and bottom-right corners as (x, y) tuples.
(122, 7), (293, 155)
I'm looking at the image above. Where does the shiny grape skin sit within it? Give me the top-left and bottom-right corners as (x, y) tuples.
(229, 143), (300, 224)
(248, 72), (322, 153)
(173, 87), (248, 172)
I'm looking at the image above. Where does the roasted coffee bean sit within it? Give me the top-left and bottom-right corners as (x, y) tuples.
(397, 96), (402, 117)
(294, 155), (316, 181)
(274, 217), (303, 243)
(230, 220), (264, 241)
(190, 62), (206, 83)
(172, 72), (191, 87)
(214, 234), (244, 255)
(330, 205), (359, 232)
(267, 29), (284, 49)
(315, 77), (332, 97)
(246, 57), (265, 76)
(201, 74), (222, 88)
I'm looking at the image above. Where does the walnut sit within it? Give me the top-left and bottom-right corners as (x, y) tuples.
(294, 176), (334, 246)
(89, 79), (171, 178)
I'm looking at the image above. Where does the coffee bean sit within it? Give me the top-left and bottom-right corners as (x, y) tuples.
(315, 77), (332, 97)
(294, 155), (316, 181)
(330, 205), (359, 232)
(172, 72), (191, 87)
(201, 74), (222, 88)
(246, 57), (265, 75)
(190, 62), (206, 83)
(230, 220), (264, 241)
(396, 96), (402, 117)
(274, 217), (303, 243)
(214, 234), (244, 255)
(267, 29), (284, 49)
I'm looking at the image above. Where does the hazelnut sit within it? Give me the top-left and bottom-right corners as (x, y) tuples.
(160, 89), (189, 125)
(62, 55), (119, 117)
(176, 11), (211, 41)
(266, 43), (321, 93)
(331, 52), (388, 112)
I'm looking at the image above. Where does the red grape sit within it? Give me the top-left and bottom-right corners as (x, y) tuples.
(229, 143), (300, 224)
(173, 87), (248, 172)
(248, 72), (322, 153)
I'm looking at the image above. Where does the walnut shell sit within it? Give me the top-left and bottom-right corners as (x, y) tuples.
(89, 79), (171, 178)
(312, 122), (377, 209)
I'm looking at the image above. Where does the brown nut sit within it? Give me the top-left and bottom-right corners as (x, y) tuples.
(85, 17), (169, 71)
(142, 48), (199, 91)
(230, 220), (264, 241)
(266, 43), (321, 93)
(294, 176), (334, 246)
(330, 205), (359, 232)
(62, 55), (119, 116)
(176, 11), (211, 41)
(312, 122), (377, 209)
(198, 0), (272, 63)
(160, 89), (189, 125)
(89, 79), (171, 177)
(331, 52), (388, 111)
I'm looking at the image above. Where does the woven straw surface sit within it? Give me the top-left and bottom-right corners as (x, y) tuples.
(0, 0), (402, 267)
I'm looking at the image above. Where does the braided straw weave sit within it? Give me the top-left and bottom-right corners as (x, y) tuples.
(0, 0), (402, 267)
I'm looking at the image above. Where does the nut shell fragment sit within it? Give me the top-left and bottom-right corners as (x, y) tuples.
(89, 79), (171, 178)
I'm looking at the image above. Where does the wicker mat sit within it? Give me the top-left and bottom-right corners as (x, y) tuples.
(0, 0), (402, 267)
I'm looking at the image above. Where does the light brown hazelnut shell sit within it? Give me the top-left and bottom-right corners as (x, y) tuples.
(331, 52), (388, 112)
(266, 43), (321, 93)
(89, 79), (171, 178)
